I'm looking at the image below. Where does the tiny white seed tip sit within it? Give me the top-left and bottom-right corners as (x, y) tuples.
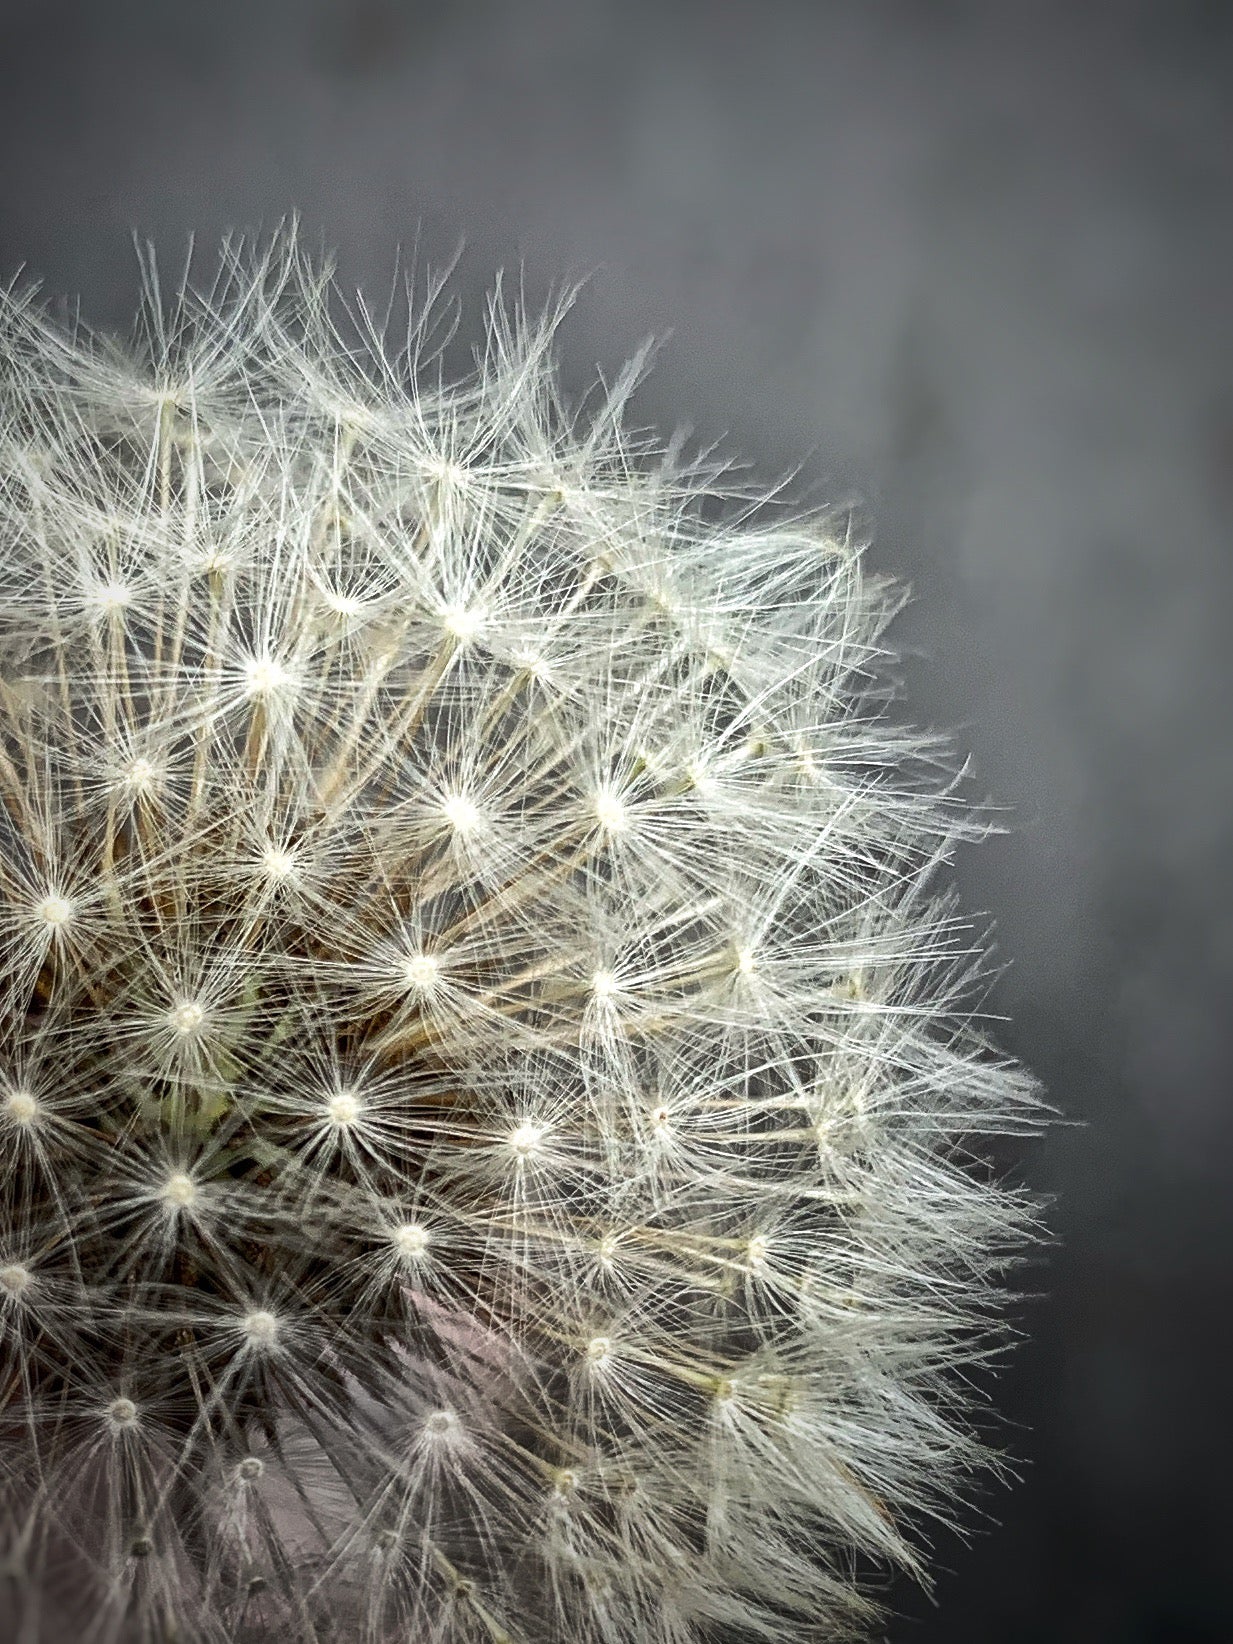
(0, 1263), (32, 1295)
(243, 656), (294, 698)
(167, 999), (206, 1037)
(507, 1121), (544, 1158)
(393, 1222), (429, 1258)
(440, 604), (484, 643)
(402, 952), (440, 992)
(441, 792), (481, 835)
(592, 787), (628, 836)
(241, 1309), (279, 1346)
(424, 456), (467, 488)
(511, 644), (549, 679)
(322, 589), (365, 618)
(37, 893), (75, 928)
(94, 581), (132, 614)
(326, 1091), (360, 1127)
(260, 844), (299, 881)
(161, 1172), (197, 1209)
(4, 1090), (39, 1126)
(122, 757), (156, 796)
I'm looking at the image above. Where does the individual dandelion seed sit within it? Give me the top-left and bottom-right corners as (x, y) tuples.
(0, 228), (1045, 1644)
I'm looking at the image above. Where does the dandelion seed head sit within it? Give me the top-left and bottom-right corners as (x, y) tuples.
(260, 842), (300, 881)
(511, 644), (549, 680)
(92, 580), (133, 615)
(0, 231), (1042, 1644)
(198, 547), (233, 577)
(423, 457), (468, 491)
(321, 588), (366, 619)
(685, 759), (716, 796)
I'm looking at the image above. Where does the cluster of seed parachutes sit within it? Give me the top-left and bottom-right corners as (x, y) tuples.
(0, 240), (1040, 1643)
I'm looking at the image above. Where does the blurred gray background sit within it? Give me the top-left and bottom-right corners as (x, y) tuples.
(2, 1), (1230, 1637)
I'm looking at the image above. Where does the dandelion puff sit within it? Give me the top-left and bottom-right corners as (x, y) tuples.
(0, 229), (1044, 1644)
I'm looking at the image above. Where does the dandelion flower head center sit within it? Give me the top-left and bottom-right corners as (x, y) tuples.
(260, 843), (299, 880)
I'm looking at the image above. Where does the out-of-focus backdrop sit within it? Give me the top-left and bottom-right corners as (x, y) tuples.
(2, 2), (1230, 1637)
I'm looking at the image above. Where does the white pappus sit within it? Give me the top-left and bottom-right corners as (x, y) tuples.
(0, 231), (1044, 1644)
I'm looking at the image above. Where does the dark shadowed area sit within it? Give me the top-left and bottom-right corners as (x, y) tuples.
(1, 1), (1230, 1637)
